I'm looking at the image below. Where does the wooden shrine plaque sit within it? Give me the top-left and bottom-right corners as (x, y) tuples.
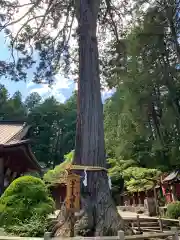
(65, 173), (80, 212)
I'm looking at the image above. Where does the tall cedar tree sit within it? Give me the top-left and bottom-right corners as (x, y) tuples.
(0, 0), (128, 237)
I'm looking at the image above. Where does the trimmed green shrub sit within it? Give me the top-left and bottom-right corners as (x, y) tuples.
(5, 215), (48, 237)
(166, 201), (180, 219)
(0, 176), (55, 236)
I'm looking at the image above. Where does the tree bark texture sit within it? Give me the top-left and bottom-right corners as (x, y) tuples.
(54, 0), (126, 237)
(74, 0), (123, 236)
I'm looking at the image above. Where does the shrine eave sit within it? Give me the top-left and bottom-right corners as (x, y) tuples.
(0, 140), (41, 172)
(0, 139), (30, 149)
(162, 171), (180, 183)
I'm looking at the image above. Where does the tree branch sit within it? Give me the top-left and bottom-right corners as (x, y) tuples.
(0, 0), (41, 30)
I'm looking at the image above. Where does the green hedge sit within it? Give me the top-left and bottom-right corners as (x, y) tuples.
(0, 176), (55, 236)
(5, 215), (49, 237)
(166, 201), (180, 219)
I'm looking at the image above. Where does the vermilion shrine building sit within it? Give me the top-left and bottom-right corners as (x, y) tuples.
(120, 172), (180, 208)
(0, 120), (41, 194)
(161, 171), (180, 203)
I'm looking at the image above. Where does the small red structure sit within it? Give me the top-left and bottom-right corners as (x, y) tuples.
(50, 183), (66, 209)
(0, 120), (41, 194)
(120, 188), (155, 206)
(161, 171), (180, 203)
(46, 170), (68, 209)
(120, 171), (180, 207)
(48, 171), (81, 210)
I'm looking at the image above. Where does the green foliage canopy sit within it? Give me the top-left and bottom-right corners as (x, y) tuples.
(104, 1), (180, 172)
(108, 158), (161, 193)
(123, 167), (161, 193)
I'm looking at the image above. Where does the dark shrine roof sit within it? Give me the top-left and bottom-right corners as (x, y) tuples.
(162, 171), (180, 183)
(0, 120), (41, 172)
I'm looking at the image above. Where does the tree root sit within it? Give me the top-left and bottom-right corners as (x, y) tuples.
(51, 172), (133, 237)
(51, 194), (133, 237)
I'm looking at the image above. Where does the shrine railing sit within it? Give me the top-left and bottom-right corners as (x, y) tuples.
(43, 227), (179, 240)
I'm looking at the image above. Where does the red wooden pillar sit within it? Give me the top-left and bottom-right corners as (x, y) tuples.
(0, 157), (4, 195)
(141, 191), (145, 204)
(138, 192), (144, 205)
(130, 194), (133, 205)
(134, 192), (138, 205)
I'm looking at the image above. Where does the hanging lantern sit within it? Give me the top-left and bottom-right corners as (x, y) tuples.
(65, 173), (80, 212)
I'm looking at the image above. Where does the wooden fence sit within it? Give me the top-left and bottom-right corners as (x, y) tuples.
(123, 214), (180, 233)
(43, 227), (179, 240)
(118, 229), (179, 240)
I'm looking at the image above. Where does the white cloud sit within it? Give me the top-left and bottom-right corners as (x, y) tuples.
(101, 88), (116, 102)
(27, 75), (114, 103)
(27, 75), (74, 102)
(30, 85), (48, 95)
(30, 85), (66, 102)
(26, 81), (36, 88)
(53, 74), (72, 89)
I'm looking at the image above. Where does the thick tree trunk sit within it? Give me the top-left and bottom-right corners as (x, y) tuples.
(74, 0), (123, 236)
(54, 0), (125, 237)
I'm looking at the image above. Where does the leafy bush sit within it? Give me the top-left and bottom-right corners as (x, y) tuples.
(43, 150), (74, 183)
(0, 176), (55, 236)
(166, 201), (180, 219)
(108, 158), (161, 193)
(123, 167), (161, 192)
(5, 215), (48, 237)
(108, 158), (138, 182)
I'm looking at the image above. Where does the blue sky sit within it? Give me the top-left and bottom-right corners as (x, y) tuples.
(0, 34), (29, 99)
(0, 32), (114, 103)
